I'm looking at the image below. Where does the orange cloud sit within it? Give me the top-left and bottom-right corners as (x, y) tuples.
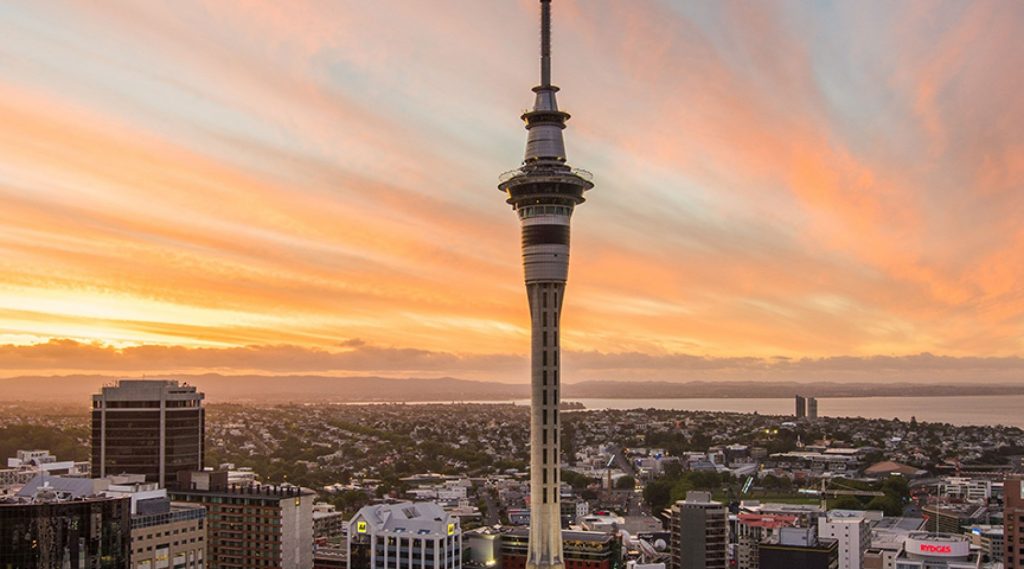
(0, 1), (1021, 378)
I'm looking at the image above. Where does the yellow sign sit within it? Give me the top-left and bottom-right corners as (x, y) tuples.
(357, 521), (368, 533)
(447, 523), (455, 536)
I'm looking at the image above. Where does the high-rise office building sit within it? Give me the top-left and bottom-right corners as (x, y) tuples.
(169, 470), (315, 569)
(760, 527), (838, 569)
(1005, 477), (1023, 568)
(92, 379), (205, 487)
(795, 396), (807, 419)
(496, 2), (594, 569)
(669, 491), (728, 569)
(808, 398), (818, 419)
(0, 482), (132, 568)
(347, 502), (462, 569)
(818, 510), (871, 569)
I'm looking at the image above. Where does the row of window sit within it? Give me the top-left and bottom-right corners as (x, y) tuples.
(518, 205), (572, 218)
(93, 400), (193, 408)
(135, 539), (203, 553)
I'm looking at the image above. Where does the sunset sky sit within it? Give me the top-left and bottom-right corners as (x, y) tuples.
(0, 1), (1022, 383)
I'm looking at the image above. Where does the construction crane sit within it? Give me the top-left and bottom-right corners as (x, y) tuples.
(741, 464), (766, 497)
(804, 479), (884, 510)
(605, 455), (617, 501)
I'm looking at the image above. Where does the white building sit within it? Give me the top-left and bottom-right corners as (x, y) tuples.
(579, 511), (625, 532)
(894, 532), (1001, 568)
(941, 477), (992, 503)
(819, 510), (872, 569)
(0, 450), (90, 489)
(348, 502), (461, 569)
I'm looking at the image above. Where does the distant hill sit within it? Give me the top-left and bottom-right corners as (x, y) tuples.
(0, 374), (1019, 404)
(0, 374), (525, 404)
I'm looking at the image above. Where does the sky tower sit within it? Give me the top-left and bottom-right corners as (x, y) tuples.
(497, 2), (594, 569)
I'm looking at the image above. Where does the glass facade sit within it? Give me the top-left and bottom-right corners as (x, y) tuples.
(0, 496), (131, 569)
(91, 380), (205, 486)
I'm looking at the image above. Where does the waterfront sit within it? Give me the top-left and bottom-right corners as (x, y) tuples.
(332, 394), (1024, 428)
(552, 395), (1024, 428)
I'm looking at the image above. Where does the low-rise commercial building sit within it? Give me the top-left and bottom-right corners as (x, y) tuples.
(501, 528), (621, 569)
(314, 502), (347, 542)
(921, 503), (991, 534)
(348, 501), (461, 569)
(941, 477), (992, 503)
(893, 532), (999, 569)
(760, 527), (838, 569)
(106, 478), (207, 569)
(0, 449), (90, 489)
(735, 513), (799, 569)
(966, 524), (1003, 563)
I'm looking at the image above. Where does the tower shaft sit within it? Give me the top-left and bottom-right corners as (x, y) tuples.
(524, 222), (568, 569)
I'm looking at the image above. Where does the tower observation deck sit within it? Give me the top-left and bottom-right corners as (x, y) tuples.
(497, 3), (594, 569)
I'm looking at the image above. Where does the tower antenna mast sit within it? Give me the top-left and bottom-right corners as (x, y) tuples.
(540, 0), (551, 87)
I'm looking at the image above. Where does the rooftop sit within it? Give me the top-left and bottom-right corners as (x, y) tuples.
(352, 502), (456, 537)
(875, 516), (926, 532)
(737, 513), (799, 529)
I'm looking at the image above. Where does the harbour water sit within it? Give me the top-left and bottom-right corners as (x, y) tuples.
(333, 394), (1024, 428)
(549, 395), (1024, 428)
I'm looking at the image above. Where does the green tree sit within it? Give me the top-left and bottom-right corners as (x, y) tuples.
(866, 495), (902, 516)
(881, 476), (909, 503)
(831, 495), (865, 510)
(615, 475), (636, 490)
(643, 479), (675, 514)
(670, 478), (695, 502)
(561, 469), (595, 490)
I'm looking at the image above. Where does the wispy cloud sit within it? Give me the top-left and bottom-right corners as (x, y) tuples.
(0, 1), (1021, 378)
(1, 339), (1021, 384)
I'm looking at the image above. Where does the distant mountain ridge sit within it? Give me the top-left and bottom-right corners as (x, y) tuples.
(0, 374), (1021, 404)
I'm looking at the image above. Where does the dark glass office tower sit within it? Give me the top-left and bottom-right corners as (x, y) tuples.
(0, 492), (131, 568)
(92, 379), (205, 486)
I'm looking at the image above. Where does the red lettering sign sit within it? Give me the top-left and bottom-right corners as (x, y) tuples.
(919, 544), (952, 554)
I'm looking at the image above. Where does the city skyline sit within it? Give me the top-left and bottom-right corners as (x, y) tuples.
(1, 1), (1022, 383)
